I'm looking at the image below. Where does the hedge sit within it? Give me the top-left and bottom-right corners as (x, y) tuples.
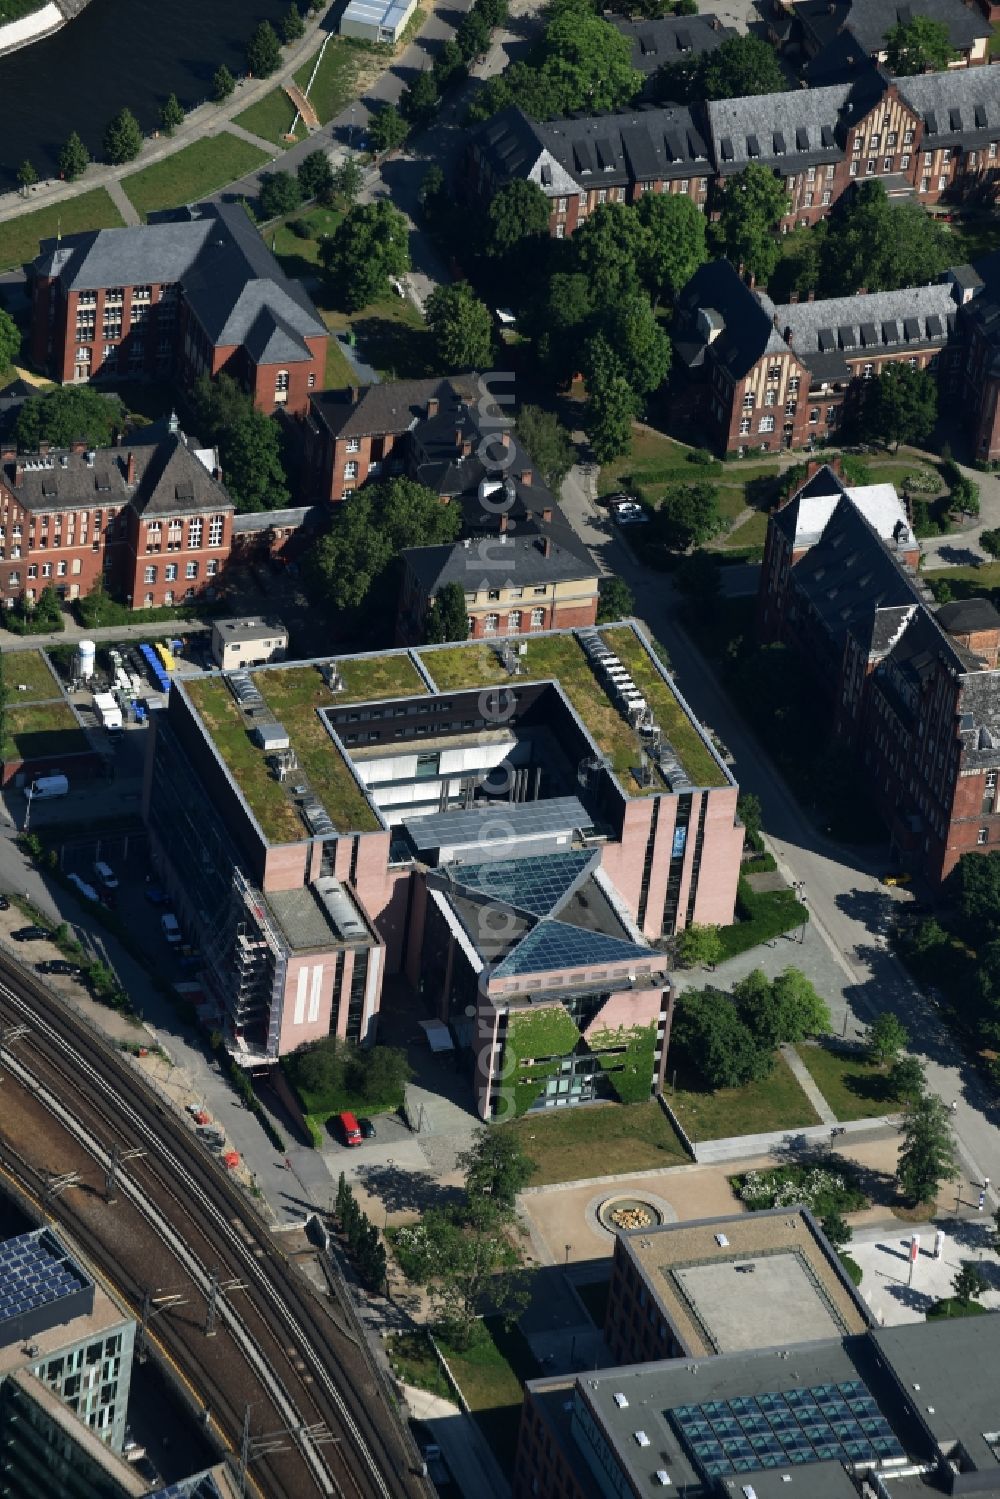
(742, 852), (778, 875)
(717, 876), (808, 960)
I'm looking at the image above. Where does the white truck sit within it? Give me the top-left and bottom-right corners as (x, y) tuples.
(94, 692), (124, 733)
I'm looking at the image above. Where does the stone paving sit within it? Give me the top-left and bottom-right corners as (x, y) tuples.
(850, 1213), (1000, 1326)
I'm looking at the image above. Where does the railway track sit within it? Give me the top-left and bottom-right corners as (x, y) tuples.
(0, 953), (425, 1499)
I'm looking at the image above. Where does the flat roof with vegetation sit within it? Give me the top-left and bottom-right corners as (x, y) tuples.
(184, 625), (726, 843)
(2, 650), (62, 705)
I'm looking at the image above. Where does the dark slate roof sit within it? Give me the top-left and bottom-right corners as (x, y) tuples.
(707, 84), (853, 173)
(309, 377), (467, 442)
(401, 532), (596, 596)
(128, 429), (231, 518)
(775, 281), (957, 381)
(673, 259), (788, 377)
(894, 66), (1000, 150)
(796, 0), (987, 55)
(609, 13), (735, 74)
(936, 597), (1000, 634)
(34, 219), (211, 290)
(242, 306), (311, 366)
(803, 30), (883, 86)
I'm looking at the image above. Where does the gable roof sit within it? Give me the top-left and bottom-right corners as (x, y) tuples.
(402, 532), (596, 597)
(775, 281), (958, 382)
(707, 84), (853, 173)
(128, 428), (232, 518)
(609, 13), (735, 73)
(35, 220), (211, 291)
(795, 0), (987, 56)
(309, 377), (465, 441)
(673, 260), (790, 378)
(893, 66), (1000, 150)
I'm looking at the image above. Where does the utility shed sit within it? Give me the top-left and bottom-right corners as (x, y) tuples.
(340, 0), (416, 43)
(253, 722), (290, 751)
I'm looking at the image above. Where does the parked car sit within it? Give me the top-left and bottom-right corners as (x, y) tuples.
(358, 1117), (377, 1139)
(67, 872), (99, 902)
(881, 872), (913, 887)
(602, 491), (639, 508)
(335, 1111), (363, 1146)
(36, 960), (85, 977)
(144, 884), (169, 905)
(13, 926), (49, 942)
(610, 498), (650, 527)
(93, 861), (119, 889)
(0, 896), (9, 911)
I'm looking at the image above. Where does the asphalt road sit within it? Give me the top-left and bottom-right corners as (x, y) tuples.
(559, 464), (1000, 1197)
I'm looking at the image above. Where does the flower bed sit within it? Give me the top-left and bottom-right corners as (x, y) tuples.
(730, 1160), (866, 1218)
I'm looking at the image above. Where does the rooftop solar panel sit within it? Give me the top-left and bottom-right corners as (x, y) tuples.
(405, 797), (591, 853)
(0, 1228), (92, 1329)
(669, 1381), (905, 1482)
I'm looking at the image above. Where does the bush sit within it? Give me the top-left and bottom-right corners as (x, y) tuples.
(3, 586), (64, 635)
(731, 1160), (866, 1217)
(288, 217), (312, 239)
(717, 877), (808, 959)
(840, 1253), (863, 1286)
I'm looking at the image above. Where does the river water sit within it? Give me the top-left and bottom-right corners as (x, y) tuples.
(0, 0), (291, 187)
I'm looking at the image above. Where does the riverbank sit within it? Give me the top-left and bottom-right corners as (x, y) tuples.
(0, 0), (65, 58)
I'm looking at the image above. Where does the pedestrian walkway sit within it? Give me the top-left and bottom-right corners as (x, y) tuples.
(0, 613), (207, 650)
(105, 177), (139, 228)
(781, 1042), (837, 1124)
(226, 122), (281, 155)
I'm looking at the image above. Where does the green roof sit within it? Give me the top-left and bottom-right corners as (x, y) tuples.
(2, 649), (62, 704)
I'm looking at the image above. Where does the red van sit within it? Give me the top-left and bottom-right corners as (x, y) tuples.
(337, 1111), (363, 1146)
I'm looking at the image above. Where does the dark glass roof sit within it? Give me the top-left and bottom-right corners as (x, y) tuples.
(451, 849), (596, 919)
(492, 918), (653, 977)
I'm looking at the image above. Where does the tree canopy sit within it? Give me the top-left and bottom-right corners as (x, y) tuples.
(0, 308), (21, 370)
(298, 149), (335, 204)
(636, 190), (707, 303)
(425, 282), (494, 370)
(711, 163), (789, 285)
(656, 481), (723, 550)
(103, 108), (143, 165)
(219, 411), (290, 513)
(597, 574), (635, 623)
(486, 179), (552, 256)
(258, 170), (302, 220)
(321, 200), (410, 311)
(247, 19), (282, 77)
(58, 132), (90, 182)
(673, 967), (829, 1089)
(311, 478), (461, 616)
(424, 581), (469, 643)
(515, 405), (575, 489)
(368, 104), (410, 155)
(656, 33), (785, 103)
(861, 363), (938, 450)
(16, 387), (124, 451)
(457, 1127), (535, 1215)
(884, 16), (957, 75)
(896, 1092), (957, 1204)
(867, 1011), (908, 1066)
(819, 182), (952, 296)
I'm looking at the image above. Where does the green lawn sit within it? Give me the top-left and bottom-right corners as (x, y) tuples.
(3, 649), (60, 703)
(322, 294), (430, 380)
(294, 38), (368, 125)
(717, 509), (769, 552)
(122, 134), (269, 221)
(0, 0), (47, 20)
(501, 1100), (688, 1185)
(668, 1052), (821, 1142)
(273, 205), (342, 279)
(385, 1330), (451, 1400)
(440, 1319), (539, 1478)
(600, 625), (726, 788)
(183, 678), (303, 843)
(234, 88), (306, 148)
(1, 702), (88, 763)
(795, 1042), (903, 1122)
(0, 189), (125, 273)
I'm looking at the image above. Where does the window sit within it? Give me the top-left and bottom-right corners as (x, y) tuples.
(901, 154), (910, 169)
(507, 610), (522, 633)
(209, 514), (224, 547)
(863, 362), (873, 378)
(345, 437), (361, 453)
(810, 407), (819, 424)
(164, 590), (174, 606)
(307, 373), (316, 388)
(27, 564), (36, 579)
(555, 224), (564, 239)
(938, 176), (947, 191)
(904, 128), (914, 144)
(185, 561), (198, 580)
(924, 151), (932, 165)
(806, 166), (816, 182)
(758, 415), (775, 433)
(165, 563), (178, 582)
(344, 461), (359, 480)
(942, 150), (951, 164)
(274, 369), (289, 402)
(557, 197), (567, 213)
(850, 161), (858, 177)
(921, 177), (930, 192)
(533, 585), (547, 596)
(887, 131), (898, 146)
(597, 189), (607, 204)
(785, 399), (796, 415)
(56, 561), (66, 577)
(739, 417), (751, 435)
(804, 192), (813, 207)
(767, 365), (781, 381)
(41, 563), (51, 578)
(487, 588), (501, 601)
(789, 375), (799, 392)
(207, 559), (219, 577)
(484, 612), (499, 635)
(144, 565), (156, 584)
(743, 392), (754, 411)
(853, 137), (862, 154)
(979, 828), (989, 845)
(530, 607), (545, 630)
(105, 287), (123, 305)
(870, 133), (880, 149)
(764, 388), (776, 406)
(992, 143), (999, 159)
(866, 160), (875, 175)
(822, 190), (831, 205)
(883, 157), (892, 172)
(188, 517), (202, 547)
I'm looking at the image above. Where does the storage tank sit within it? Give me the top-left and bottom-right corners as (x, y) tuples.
(77, 640), (97, 681)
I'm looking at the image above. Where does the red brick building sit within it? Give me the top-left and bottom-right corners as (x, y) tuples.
(467, 60), (1000, 236)
(29, 206), (327, 417)
(0, 416), (233, 611)
(758, 462), (1000, 882)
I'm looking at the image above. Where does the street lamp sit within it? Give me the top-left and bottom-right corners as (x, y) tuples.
(349, 105), (356, 150)
(793, 882), (807, 944)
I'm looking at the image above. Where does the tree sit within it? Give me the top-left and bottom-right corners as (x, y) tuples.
(952, 1260), (988, 1306)
(586, 372), (637, 463)
(189, 372), (254, 444)
(456, 7), (492, 62)
(218, 411), (290, 513)
(770, 968), (832, 1042)
(282, 2), (305, 42)
(712, 163), (789, 285)
(247, 20), (282, 77)
(160, 93), (185, 135)
(425, 283), (494, 370)
(401, 70), (440, 127)
(258, 170), (302, 220)
(597, 574), (634, 624)
(425, 581), (470, 643)
(298, 150), (335, 204)
(515, 406), (575, 490)
(16, 387), (124, 451)
(573, 203), (647, 306)
(433, 37), (466, 91)
(949, 849), (1000, 943)
(311, 477), (461, 615)
(212, 63), (236, 101)
(360, 1044), (411, 1103)
(888, 1054), (926, 1104)
(368, 104), (409, 156)
(819, 183), (951, 296)
(0, 309), (21, 371)
(457, 1127), (535, 1215)
(867, 1011), (908, 1066)
(657, 481), (723, 550)
(104, 107), (143, 165)
(334, 157), (364, 205)
(321, 200), (410, 312)
(672, 987), (772, 1090)
(486, 180), (551, 257)
(394, 1206), (526, 1349)
(981, 528), (1000, 560)
(58, 131), (90, 182)
(820, 1211), (851, 1252)
(951, 475), (980, 516)
(896, 1092), (957, 1205)
(418, 163), (446, 212)
(16, 160), (37, 196)
(885, 16), (957, 75)
(737, 792), (763, 846)
(675, 923), (723, 969)
(636, 191), (707, 303)
(658, 33), (785, 103)
(863, 363), (937, 451)
(583, 297), (671, 399)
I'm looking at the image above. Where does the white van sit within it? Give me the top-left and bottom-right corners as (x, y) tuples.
(161, 913), (181, 945)
(25, 774), (69, 800)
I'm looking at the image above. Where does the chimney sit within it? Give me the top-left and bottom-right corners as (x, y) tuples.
(501, 431), (510, 448)
(542, 506), (553, 523)
(462, 439), (473, 457)
(541, 536), (552, 558)
(38, 441), (49, 457)
(427, 396), (439, 418)
(126, 451), (136, 486)
(499, 512), (508, 533)
(807, 289), (815, 302)
(455, 426), (464, 448)
(788, 290), (799, 305)
(14, 461), (23, 485)
(349, 385), (359, 405)
(70, 438), (87, 454)
(521, 469), (533, 487)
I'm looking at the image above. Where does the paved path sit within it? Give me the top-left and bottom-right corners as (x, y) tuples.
(781, 1042), (837, 1124)
(105, 177), (139, 228)
(0, 612), (206, 649)
(401, 1383), (511, 1499)
(558, 460), (1000, 1206)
